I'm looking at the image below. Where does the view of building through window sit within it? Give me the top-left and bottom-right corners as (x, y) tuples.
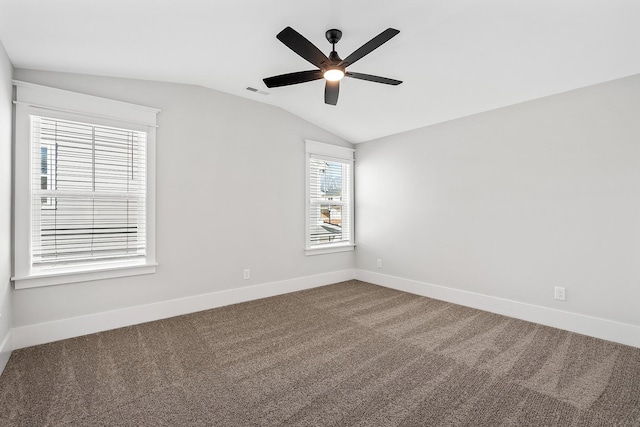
(309, 157), (351, 245)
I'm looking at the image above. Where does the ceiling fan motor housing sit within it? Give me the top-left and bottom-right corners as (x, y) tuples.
(326, 51), (344, 73)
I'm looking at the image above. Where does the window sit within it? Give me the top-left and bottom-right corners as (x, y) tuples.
(305, 140), (355, 255)
(12, 81), (159, 288)
(32, 116), (147, 266)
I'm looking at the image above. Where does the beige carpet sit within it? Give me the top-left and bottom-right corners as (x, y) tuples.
(1, 280), (639, 426)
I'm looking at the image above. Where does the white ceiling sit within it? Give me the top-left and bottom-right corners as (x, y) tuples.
(1, 0), (639, 143)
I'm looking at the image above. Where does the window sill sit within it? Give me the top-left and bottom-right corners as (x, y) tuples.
(12, 262), (157, 289)
(305, 244), (355, 256)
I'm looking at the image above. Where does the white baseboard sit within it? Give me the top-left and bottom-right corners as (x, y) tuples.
(355, 269), (640, 349)
(0, 330), (12, 375)
(12, 269), (355, 350)
(15, 268), (638, 351)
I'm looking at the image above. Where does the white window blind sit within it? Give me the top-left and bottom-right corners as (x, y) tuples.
(305, 140), (354, 253)
(309, 157), (352, 245)
(31, 116), (147, 267)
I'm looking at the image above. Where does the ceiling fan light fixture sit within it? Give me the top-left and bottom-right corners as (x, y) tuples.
(323, 68), (344, 82)
(263, 27), (402, 105)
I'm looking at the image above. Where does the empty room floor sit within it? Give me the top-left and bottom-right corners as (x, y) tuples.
(1, 280), (639, 426)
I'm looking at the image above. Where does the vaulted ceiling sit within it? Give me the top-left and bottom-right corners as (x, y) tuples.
(1, 0), (639, 143)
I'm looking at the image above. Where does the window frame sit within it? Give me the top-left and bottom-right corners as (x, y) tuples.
(11, 81), (160, 289)
(305, 140), (355, 256)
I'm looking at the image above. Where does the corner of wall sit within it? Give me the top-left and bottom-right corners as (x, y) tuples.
(0, 330), (12, 374)
(0, 37), (14, 376)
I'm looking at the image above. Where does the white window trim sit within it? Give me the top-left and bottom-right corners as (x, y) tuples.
(305, 139), (355, 256)
(11, 81), (160, 289)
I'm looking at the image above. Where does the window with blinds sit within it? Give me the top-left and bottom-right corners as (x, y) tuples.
(305, 140), (354, 253)
(31, 116), (147, 267)
(309, 157), (351, 245)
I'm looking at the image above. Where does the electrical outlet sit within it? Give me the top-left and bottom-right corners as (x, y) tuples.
(554, 286), (566, 301)
(243, 269), (251, 280)
(377, 259), (383, 268)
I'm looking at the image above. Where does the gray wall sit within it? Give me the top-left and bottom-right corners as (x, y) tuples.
(356, 74), (640, 327)
(12, 69), (354, 328)
(0, 41), (13, 366)
(10, 68), (640, 340)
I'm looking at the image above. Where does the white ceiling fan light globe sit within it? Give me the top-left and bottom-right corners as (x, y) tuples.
(324, 69), (345, 81)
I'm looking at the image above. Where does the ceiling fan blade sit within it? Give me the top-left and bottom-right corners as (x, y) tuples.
(263, 70), (323, 88)
(338, 28), (400, 67)
(324, 80), (339, 105)
(346, 72), (402, 85)
(277, 27), (331, 68)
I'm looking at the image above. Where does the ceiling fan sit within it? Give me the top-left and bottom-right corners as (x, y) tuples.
(263, 27), (402, 106)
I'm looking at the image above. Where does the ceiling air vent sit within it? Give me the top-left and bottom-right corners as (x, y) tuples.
(246, 87), (270, 95)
